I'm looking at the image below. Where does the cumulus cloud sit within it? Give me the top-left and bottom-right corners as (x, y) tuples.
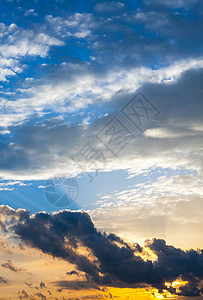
(24, 9), (38, 17)
(0, 21), (63, 81)
(0, 32), (62, 60)
(0, 206), (202, 297)
(0, 23), (63, 59)
(0, 205), (29, 231)
(1, 1), (203, 124)
(0, 0), (202, 85)
(45, 13), (94, 39)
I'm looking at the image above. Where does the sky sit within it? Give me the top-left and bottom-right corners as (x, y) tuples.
(0, 0), (203, 299)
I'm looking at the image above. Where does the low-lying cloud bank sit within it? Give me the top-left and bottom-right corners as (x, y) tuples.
(1, 205), (203, 297)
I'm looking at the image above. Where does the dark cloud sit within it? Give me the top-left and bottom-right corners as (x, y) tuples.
(24, 282), (33, 288)
(1, 260), (24, 273)
(53, 280), (98, 290)
(18, 290), (29, 299)
(177, 282), (203, 297)
(13, 210), (102, 283)
(0, 205), (201, 297)
(39, 282), (46, 289)
(0, 276), (8, 284)
(70, 294), (105, 300)
(35, 293), (46, 300)
(67, 270), (79, 276)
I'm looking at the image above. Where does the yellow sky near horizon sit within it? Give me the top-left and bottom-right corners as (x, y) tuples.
(0, 239), (192, 300)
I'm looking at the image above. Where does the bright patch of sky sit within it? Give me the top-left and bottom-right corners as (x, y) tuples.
(0, 0), (202, 217)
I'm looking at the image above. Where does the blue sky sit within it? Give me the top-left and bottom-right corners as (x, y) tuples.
(0, 0), (203, 226)
(0, 0), (202, 229)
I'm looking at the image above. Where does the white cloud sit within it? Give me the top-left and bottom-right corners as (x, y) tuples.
(92, 173), (203, 248)
(144, 127), (199, 138)
(0, 130), (10, 135)
(74, 30), (91, 38)
(45, 13), (95, 39)
(0, 31), (63, 59)
(92, 195), (203, 249)
(1, 57), (203, 126)
(133, 11), (169, 30)
(24, 8), (38, 17)
(99, 174), (203, 208)
(0, 180), (31, 191)
(0, 67), (16, 82)
(0, 63), (202, 182)
(0, 22), (64, 81)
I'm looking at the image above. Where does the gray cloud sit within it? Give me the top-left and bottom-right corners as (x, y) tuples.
(1, 205), (203, 297)
(0, 276), (8, 284)
(39, 282), (45, 289)
(18, 290), (29, 299)
(1, 260), (24, 273)
(67, 270), (79, 276)
(0, 67), (202, 180)
(35, 293), (46, 300)
(95, 1), (125, 13)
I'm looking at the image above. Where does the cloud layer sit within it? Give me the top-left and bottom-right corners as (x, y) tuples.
(1, 205), (203, 297)
(0, 67), (202, 181)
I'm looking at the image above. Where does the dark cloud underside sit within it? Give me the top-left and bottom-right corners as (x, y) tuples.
(1, 205), (202, 297)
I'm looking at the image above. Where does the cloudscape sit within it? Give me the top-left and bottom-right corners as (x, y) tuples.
(0, 0), (202, 299)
